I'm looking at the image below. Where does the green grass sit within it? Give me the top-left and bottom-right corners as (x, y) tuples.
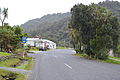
(0, 56), (33, 70)
(16, 57), (33, 70)
(0, 52), (11, 56)
(109, 56), (120, 60)
(13, 49), (25, 54)
(74, 53), (120, 64)
(56, 46), (68, 49)
(103, 59), (120, 64)
(30, 48), (39, 51)
(0, 58), (21, 67)
(0, 69), (27, 80)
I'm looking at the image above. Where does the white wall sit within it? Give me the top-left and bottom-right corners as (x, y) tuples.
(24, 38), (56, 49)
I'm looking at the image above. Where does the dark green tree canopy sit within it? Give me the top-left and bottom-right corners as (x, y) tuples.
(69, 3), (120, 59)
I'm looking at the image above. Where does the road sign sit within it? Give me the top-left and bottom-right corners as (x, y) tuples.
(22, 37), (27, 43)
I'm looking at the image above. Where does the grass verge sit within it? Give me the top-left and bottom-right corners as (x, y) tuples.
(16, 57), (33, 70)
(103, 59), (120, 64)
(0, 52), (11, 56)
(0, 56), (33, 70)
(56, 46), (67, 49)
(109, 56), (120, 60)
(74, 53), (120, 64)
(0, 69), (27, 80)
(0, 58), (21, 67)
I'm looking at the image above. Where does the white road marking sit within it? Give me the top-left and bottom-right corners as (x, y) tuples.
(64, 63), (72, 69)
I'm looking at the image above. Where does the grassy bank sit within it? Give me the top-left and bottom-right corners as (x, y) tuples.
(74, 53), (120, 64)
(109, 56), (120, 60)
(16, 57), (33, 70)
(0, 58), (21, 67)
(56, 46), (67, 49)
(0, 69), (27, 80)
(0, 56), (33, 70)
(0, 52), (11, 56)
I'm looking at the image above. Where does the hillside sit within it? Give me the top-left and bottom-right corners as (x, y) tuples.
(98, 0), (120, 20)
(21, 12), (71, 47)
(21, 0), (120, 47)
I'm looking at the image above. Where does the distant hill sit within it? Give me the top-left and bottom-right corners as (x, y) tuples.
(21, 12), (71, 47)
(98, 0), (120, 20)
(21, 0), (120, 47)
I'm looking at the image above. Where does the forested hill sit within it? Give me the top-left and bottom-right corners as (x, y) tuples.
(98, 0), (120, 20)
(21, 12), (71, 47)
(21, 0), (120, 47)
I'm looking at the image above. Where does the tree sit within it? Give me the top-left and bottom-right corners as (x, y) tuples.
(0, 24), (29, 52)
(0, 8), (8, 27)
(0, 27), (15, 52)
(69, 3), (120, 59)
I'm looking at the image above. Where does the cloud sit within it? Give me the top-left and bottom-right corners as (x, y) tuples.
(0, 0), (108, 26)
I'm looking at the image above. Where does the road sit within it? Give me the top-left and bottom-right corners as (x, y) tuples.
(31, 49), (120, 80)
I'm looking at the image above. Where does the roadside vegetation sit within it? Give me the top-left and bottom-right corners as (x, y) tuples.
(0, 56), (33, 70)
(69, 3), (120, 60)
(28, 46), (39, 51)
(16, 57), (33, 70)
(56, 46), (68, 49)
(0, 8), (28, 53)
(109, 56), (120, 60)
(0, 7), (31, 80)
(0, 52), (11, 56)
(74, 53), (120, 64)
(0, 69), (27, 80)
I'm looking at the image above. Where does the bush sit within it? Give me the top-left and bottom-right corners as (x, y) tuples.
(0, 69), (27, 80)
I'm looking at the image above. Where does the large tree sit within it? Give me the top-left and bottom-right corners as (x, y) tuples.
(69, 3), (120, 59)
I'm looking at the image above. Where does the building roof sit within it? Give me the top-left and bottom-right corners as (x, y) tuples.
(33, 35), (40, 38)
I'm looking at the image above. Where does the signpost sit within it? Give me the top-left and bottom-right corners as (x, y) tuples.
(22, 37), (27, 43)
(22, 37), (27, 58)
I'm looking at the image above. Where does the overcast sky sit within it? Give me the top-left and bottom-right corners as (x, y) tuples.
(0, 0), (118, 26)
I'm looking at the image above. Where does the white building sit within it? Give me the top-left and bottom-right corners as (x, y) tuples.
(24, 38), (56, 49)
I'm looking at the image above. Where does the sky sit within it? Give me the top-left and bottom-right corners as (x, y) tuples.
(0, 0), (118, 26)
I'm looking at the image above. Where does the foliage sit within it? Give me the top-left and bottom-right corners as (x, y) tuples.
(69, 3), (120, 60)
(99, 1), (120, 56)
(21, 13), (72, 47)
(98, 0), (120, 21)
(21, 0), (120, 48)
(103, 59), (120, 64)
(0, 58), (21, 67)
(109, 56), (120, 60)
(0, 25), (28, 53)
(0, 8), (28, 53)
(16, 57), (33, 70)
(0, 69), (27, 80)
(0, 52), (11, 56)
(13, 48), (25, 54)
(115, 45), (120, 54)
(69, 28), (82, 53)
(56, 46), (67, 49)
(74, 53), (120, 64)
(0, 56), (33, 70)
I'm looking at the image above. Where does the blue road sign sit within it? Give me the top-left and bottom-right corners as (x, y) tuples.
(22, 37), (27, 43)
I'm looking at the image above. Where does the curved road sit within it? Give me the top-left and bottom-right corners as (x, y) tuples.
(31, 49), (120, 80)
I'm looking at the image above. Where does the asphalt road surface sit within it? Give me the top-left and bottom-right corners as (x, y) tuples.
(31, 49), (120, 80)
